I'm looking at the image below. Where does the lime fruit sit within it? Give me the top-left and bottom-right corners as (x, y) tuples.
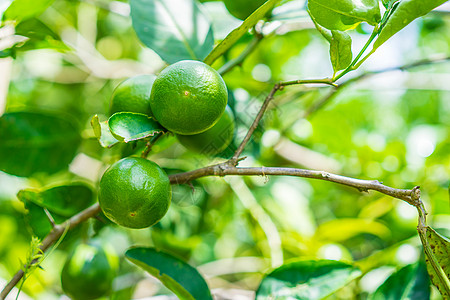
(150, 60), (228, 135)
(177, 106), (235, 155)
(61, 242), (119, 300)
(109, 75), (156, 116)
(98, 157), (171, 229)
(223, 0), (267, 20)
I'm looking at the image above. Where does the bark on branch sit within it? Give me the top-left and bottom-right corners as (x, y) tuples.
(169, 164), (417, 204)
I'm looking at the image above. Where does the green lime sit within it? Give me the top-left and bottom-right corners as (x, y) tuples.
(150, 60), (228, 135)
(61, 242), (119, 300)
(177, 106), (235, 155)
(98, 157), (171, 229)
(109, 75), (156, 116)
(223, 0), (267, 20)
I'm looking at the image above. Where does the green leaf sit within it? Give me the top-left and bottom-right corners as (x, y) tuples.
(0, 48), (16, 59)
(108, 112), (164, 143)
(203, 0), (281, 66)
(313, 22), (352, 73)
(373, 0), (448, 49)
(17, 184), (94, 217)
(370, 262), (430, 300)
(3, 0), (54, 22)
(125, 247), (213, 300)
(307, 0), (381, 31)
(90, 114), (119, 148)
(0, 112), (81, 177)
(14, 18), (69, 52)
(129, 0), (214, 63)
(424, 226), (450, 298)
(256, 259), (361, 299)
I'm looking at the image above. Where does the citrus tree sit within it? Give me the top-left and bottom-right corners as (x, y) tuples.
(0, 0), (449, 299)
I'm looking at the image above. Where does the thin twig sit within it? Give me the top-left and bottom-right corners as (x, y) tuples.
(141, 132), (164, 158)
(169, 164), (416, 204)
(231, 83), (281, 163)
(43, 208), (56, 227)
(280, 78), (337, 87)
(231, 79), (334, 163)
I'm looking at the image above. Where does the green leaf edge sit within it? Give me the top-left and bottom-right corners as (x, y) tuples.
(16, 183), (94, 217)
(424, 226), (450, 297)
(125, 247), (213, 300)
(90, 114), (119, 148)
(108, 112), (165, 143)
(256, 259), (362, 299)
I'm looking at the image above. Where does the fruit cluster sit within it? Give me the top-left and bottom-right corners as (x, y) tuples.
(99, 60), (235, 232)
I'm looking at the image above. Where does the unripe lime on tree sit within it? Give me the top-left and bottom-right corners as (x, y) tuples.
(150, 60), (228, 135)
(98, 157), (171, 229)
(177, 106), (235, 155)
(61, 242), (119, 300)
(109, 75), (156, 116)
(222, 0), (267, 20)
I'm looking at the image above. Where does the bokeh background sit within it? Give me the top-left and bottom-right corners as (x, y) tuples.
(0, 0), (449, 299)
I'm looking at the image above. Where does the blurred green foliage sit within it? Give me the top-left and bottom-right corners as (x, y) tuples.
(0, 0), (449, 299)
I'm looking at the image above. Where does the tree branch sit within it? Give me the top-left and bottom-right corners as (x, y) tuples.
(231, 78), (335, 163)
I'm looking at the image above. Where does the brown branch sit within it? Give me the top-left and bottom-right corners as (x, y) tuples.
(0, 204), (101, 300)
(169, 164), (416, 204)
(231, 84), (280, 162)
(231, 78), (335, 163)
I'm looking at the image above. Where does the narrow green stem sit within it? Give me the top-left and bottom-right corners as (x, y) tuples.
(15, 278), (25, 300)
(141, 132), (164, 158)
(333, 25), (379, 82)
(280, 78), (337, 87)
(353, 48), (377, 70)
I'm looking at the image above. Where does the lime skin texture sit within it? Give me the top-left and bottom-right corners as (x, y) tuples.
(223, 0), (267, 20)
(177, 105), (235, 155)
(61, 242), (119, 300)
(150, 60), (228, 135)
(98, 157), (171, 229)
(109, 74), (156, 116)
